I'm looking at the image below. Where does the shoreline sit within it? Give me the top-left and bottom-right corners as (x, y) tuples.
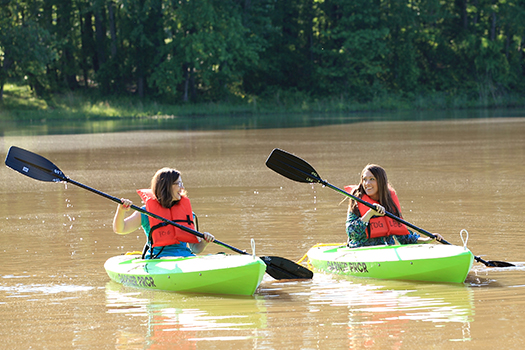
(1, 83), (524, 122)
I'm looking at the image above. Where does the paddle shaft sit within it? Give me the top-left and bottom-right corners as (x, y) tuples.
(3, 145), (243, 254)
(66, 177), (315, 277)
(322, 177), (500, 266)
(265, 148), (511, 267)
(61, 176), (247, 255)
(322, 180), (453, 244)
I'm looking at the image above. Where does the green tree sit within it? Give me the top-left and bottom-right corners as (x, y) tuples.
(314, 0), (390, 101)
(382, 0), (421, 94)
(150, 0), (261, 102)
(2, 0), (524, 106)
(240, 0), (318, 99)
(116, 0), (165, 98)
(0, 0), (56, 100)
(502, 1), (525, 92)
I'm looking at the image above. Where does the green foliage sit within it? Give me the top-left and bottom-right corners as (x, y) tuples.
(313, 0), (391, 101)
(0, 1), (56, 99)
(0, 0), (524, 107)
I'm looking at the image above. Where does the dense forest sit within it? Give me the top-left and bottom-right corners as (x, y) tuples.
(1, 0), (524, 106)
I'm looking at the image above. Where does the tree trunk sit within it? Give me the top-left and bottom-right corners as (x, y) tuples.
(460, 0), (468, 30)
(490, 11), (496, 41)
(94, 9), (106, 69)
(0, 53), (13, 102)
(190, 68), (196, 101)
(473, 0), (479, 25)
(138, 75), (144, 98)
(108, 1), (117, 58)
(183, 64), (189, 102)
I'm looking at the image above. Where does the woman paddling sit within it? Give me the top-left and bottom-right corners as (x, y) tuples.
(346, 164), (442, 248)
(113, 167), (214, 258)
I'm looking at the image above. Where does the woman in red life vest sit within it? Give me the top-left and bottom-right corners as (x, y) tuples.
(113, 167), (214, 258)
(346, 164), (442, 248)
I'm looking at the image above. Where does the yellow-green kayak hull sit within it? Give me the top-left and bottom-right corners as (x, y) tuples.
(105, 254), (266, 295)
(307, 244), (474, 283)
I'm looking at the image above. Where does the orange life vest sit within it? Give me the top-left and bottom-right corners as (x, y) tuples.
(137, 189), (199, 247)
(345, 185), (409, 238)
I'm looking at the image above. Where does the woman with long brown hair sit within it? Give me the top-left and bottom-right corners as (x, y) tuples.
(346, 164), (442, 248)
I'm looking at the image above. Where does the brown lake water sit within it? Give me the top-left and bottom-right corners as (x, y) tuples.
(1, 110), (525, 349)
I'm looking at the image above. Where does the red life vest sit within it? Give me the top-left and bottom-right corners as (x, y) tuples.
(345, 185), (409, 238)
(137, 189), (199, 247)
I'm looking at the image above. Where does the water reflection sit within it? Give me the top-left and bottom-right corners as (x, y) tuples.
(261, 276), (475, 349)
(2, 108), (524, 136)
(308, 274), (474, 324)
(106, 281), (267, 349)
(105, 272), (474, 349)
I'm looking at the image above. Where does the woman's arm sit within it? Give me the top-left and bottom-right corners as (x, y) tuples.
(188, 232), (215, 254)
(359, 204), (385, 224)
(113, 199), (142, 235)
(346, 212), (369, 243)
(417, 232), (444, 243)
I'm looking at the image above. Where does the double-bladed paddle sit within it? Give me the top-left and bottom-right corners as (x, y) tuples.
(265, 148), (514, 268)
(4, 146), (313, 280)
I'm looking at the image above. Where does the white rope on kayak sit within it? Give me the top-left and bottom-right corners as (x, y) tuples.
(460, 229), (469, 250)
(251, 238), (256, 259)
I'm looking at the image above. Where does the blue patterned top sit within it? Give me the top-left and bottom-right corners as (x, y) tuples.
(346, 212), (420, 248)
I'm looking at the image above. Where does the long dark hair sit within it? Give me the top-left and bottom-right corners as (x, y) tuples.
(349, 164), (402, 217)
(150, 167), (185, 208)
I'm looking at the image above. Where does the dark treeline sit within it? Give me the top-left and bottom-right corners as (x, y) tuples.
(1, 0), (524, 106)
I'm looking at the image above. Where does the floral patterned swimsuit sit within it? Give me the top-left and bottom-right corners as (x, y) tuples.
(346, 212), (420, 248)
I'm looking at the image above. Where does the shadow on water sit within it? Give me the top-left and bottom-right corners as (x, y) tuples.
(2, 108), (524, 136)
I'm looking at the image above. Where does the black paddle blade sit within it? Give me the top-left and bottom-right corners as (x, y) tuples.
(489, 261), (515, 267)
(4, 146), (66, 182)
(260, 256), (313, 280)
(485, 260), (515, 268)
(474, 255), (515, 267)
(266, 148), (322, 184)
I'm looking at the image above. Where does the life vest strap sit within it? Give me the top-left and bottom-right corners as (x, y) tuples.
(141, 243), (165, 260)
(148, 215), (194, 235)
(146, 215), (195, 254)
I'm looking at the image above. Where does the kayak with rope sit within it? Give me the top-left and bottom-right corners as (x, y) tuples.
(304, 243), (474, 283)
(105, 253), (267, 295)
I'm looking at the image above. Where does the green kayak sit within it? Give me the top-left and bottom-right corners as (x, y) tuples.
(104, 254), (266, 296)
(307, 243), (474, 283)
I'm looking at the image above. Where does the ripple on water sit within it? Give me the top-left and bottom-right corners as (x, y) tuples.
(0, 274), (94, 298)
